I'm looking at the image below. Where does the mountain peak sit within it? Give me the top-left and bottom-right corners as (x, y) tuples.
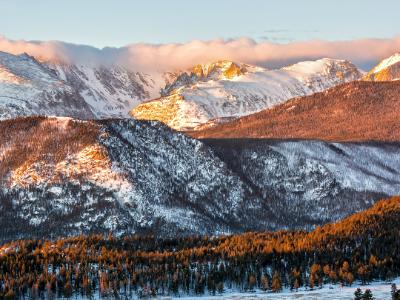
(0, 50), (63, 89)
(284, 58), (361, 81)
(372, 53), (400, 73)
(160, 60), (251, 96)
(363, 52), (400, 81)
(18, 52), (36, 61)
(191, 60), (247, 80)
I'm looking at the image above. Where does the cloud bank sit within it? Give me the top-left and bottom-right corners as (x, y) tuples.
(1, 35), (400, 72)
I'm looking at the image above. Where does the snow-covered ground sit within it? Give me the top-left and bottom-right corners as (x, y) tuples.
(165, 279), (400, 300)
(49, 279), (400, 299)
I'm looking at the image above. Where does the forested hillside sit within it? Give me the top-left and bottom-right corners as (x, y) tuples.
(191, 81), (400, 141)
(0, 196), (399, 298)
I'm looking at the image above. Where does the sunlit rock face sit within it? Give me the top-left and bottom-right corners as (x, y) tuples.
(0, 52), (95, 120)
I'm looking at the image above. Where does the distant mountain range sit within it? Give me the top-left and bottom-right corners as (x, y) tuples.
(1, 51), (363, 124)
(131, 59), (362, 130)
(2, 50), (399, 131)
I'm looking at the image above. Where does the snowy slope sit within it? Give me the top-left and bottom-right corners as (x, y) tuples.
(1, 117), (400, 240)
(363, 53), (400, 81)
(0, 51), (164, 120)
(206, 139), (394, 224)
(131, 59), (362, 130)
(50, 63), (162, 118)
(0, 51), (94, 119)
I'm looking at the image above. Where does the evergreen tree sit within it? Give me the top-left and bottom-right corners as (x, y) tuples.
(392, 284), (400, 300)
(362, 289), (374, 300)
(293, 278), (300, 291)
(271, 272), (282, 292)
(308, 273), (315, 289)
(354, 288), (363, 300)
(260, 275), (269, 291)
(248, 274), (256, 290)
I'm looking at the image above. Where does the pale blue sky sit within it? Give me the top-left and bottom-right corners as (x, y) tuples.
(1, 0), (399, 48)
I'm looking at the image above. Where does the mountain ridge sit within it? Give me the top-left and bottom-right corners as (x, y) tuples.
(1, 116), (400, 241)
(190, 81), (400, 141)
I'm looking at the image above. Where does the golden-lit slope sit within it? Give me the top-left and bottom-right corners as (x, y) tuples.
(0, 116), (105, 186)
(363, 53), (400, 81)
(129, 94), (192, 129)
(190, 81), (400, 141)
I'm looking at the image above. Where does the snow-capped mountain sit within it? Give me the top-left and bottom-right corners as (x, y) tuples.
(0, 51), (363, 124)
(131, 59), (362, 130)
(0, 51), (94, 119)
(0, 51), (163, 120)
(363, 53), (400, 81)
(50, 63), (161, 118)
(1, 116), (398, 241)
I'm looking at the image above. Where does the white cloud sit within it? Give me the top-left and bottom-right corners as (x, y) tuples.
(1, 35), (400, 72)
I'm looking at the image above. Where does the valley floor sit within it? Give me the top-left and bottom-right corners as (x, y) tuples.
(166, 278), (400, 300)
(47, 277), (400, 300)
(62, 278), (399, 299)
